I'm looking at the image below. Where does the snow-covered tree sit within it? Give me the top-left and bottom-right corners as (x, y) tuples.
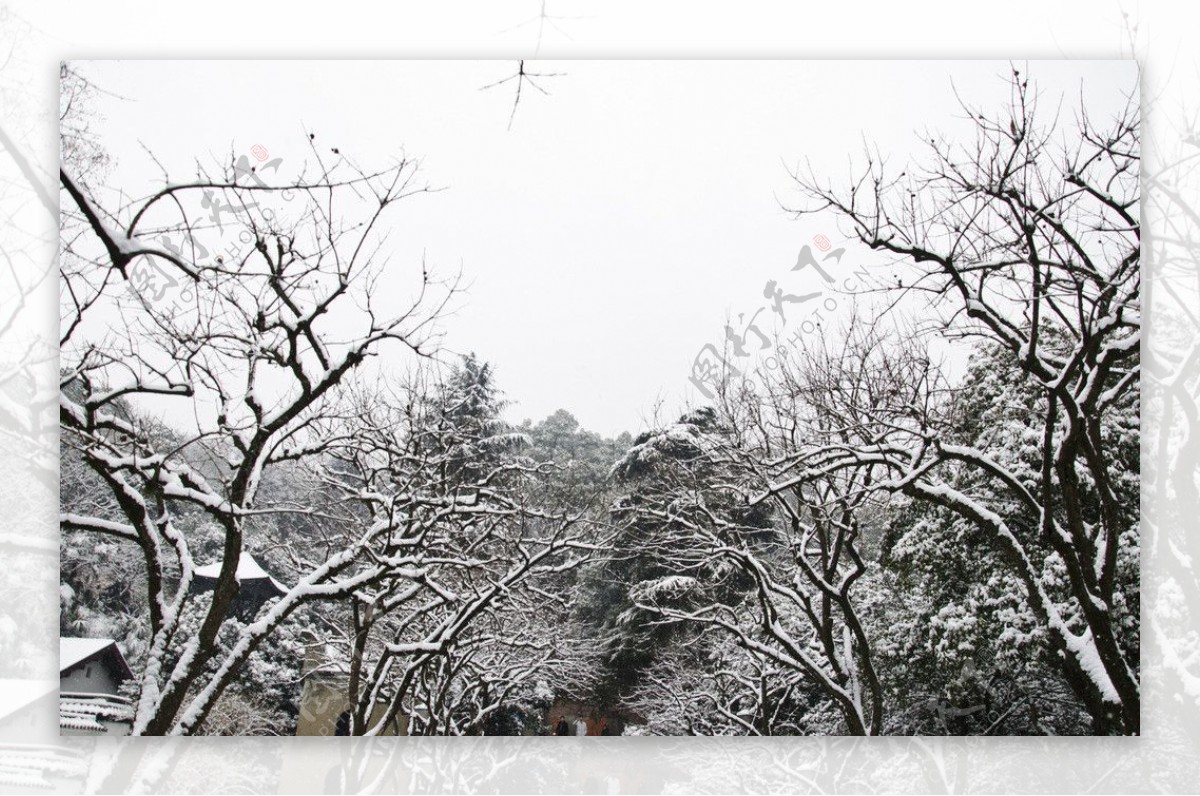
(59, 139), (465, 734)
(609, 405), (885, 735)
(310, 368), (607, 735)
(623, 623), (812, 736)
(790, 68), (1141, 733)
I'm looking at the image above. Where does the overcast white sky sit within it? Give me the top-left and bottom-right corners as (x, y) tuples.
(77, 59), (1137, 436)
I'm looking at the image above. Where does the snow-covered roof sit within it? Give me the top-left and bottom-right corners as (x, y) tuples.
(60, 637), (134, 684)
(193, 552), (287, 592)
(59, 638), (116, 672)
(58, 714), (106, 734)
(0, 742), (88, 790)
(0, 679), (56, 721)
(59, 692), (133, 734)
(0, 767), (52, 790)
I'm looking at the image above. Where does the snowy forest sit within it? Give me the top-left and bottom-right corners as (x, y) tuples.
(58, 63), (1140, 736)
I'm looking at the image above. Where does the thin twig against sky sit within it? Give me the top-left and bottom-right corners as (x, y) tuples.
(480, 60), (564, 131)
